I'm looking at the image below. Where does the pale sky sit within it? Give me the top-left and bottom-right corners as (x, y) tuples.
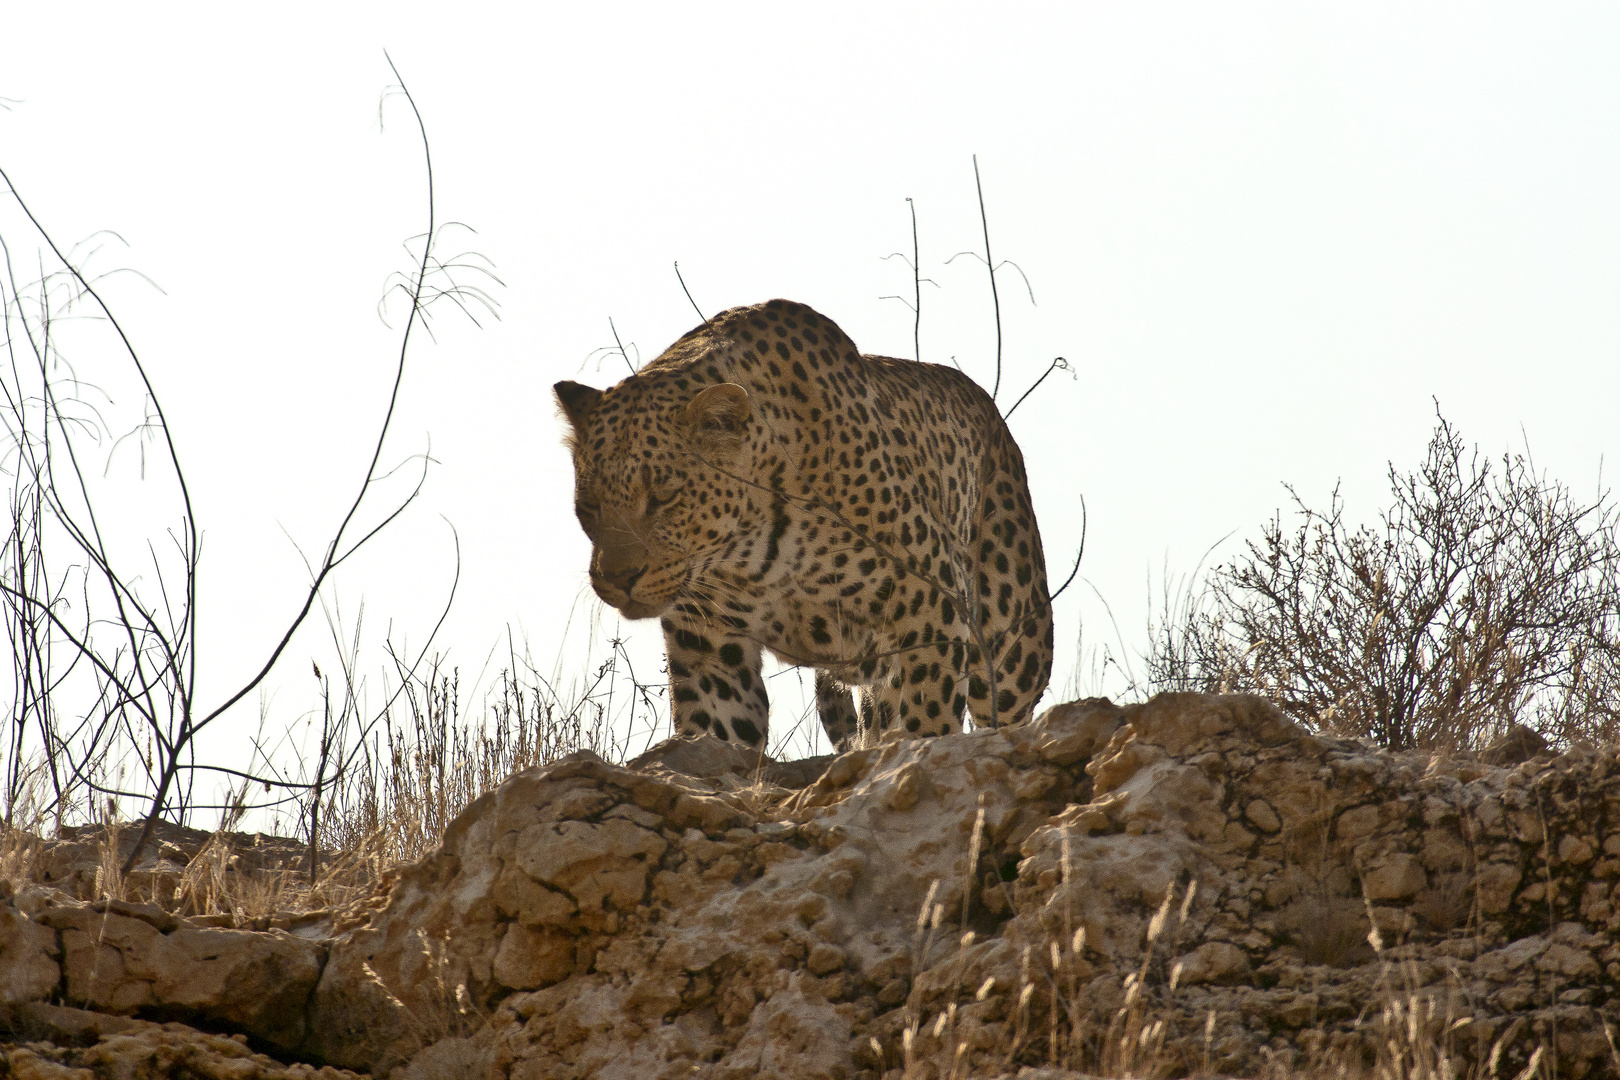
(3, 3), (1618, 799)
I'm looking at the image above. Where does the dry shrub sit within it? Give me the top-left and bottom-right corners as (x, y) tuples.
(1149, 408), (1620, 751)
(1408, 871), (1475, 935)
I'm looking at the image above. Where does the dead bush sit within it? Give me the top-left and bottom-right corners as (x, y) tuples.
(1148, 408), (1620, 750)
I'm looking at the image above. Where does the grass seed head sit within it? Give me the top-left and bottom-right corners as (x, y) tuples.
(1147, 888), (1173, 943)
(918, 879), (940, 931)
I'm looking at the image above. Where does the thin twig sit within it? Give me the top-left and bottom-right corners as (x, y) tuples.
(908, 198), (921, 363)
(674, 261), (705, 323)
(609, 317), (635, 376)
(973, 155), (1003, 400)
(1048, 496), (1086, 603)
(1003, 357), (1070, 420)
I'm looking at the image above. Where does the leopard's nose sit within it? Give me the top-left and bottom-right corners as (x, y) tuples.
(596, 566), (646, 593)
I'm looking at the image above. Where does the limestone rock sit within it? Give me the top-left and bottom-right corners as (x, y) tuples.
(1361, 852), (1428, 901)
(0, 1003), (364, 1079)
(9, 693), (1620, 1080)
(21, 892), (323, 1053)
(0, 893), (58, 1004)
(303, 694), (1620, 1077)
(1173, 941), (1251, 985)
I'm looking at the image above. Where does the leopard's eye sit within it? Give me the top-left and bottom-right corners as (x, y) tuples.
(574, 500), (600, 524)
(645, 486), (680, 516)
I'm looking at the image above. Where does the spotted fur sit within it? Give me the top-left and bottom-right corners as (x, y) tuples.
(555, 299), (1054, 750)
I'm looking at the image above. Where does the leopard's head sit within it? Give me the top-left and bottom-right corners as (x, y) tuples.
(555, 376), (754, 619)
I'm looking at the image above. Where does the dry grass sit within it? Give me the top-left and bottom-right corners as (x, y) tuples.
(1, 661), (626, 922)
(312, 662), (627, 868)
(875, 819), (1613, 1080)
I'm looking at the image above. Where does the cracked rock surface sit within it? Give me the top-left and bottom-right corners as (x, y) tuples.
(5, 693), (1620, 1078)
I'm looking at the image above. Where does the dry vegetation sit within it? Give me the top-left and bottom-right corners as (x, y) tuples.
(3, 100), (1619, 1079)
(1145, 408), (1620, 753)
(0, 660), (628, 916)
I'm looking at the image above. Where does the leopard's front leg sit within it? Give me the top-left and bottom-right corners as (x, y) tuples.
(662, 616), (770, 747)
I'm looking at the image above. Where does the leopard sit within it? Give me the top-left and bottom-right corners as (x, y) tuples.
(554, 298), (1054, 752)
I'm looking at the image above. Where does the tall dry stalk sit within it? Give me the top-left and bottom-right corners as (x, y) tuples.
(0, 58), (511, 876)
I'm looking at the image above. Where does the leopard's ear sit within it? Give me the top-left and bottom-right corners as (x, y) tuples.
(554, 381), (602, 428)
(683, 383), (751, 451)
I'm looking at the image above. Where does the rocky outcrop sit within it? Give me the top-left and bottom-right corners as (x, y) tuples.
(0, 1002), (363, 1079)
(1, 884), (329, 1054)
(5, 693), (1620, 1078)
(27, 820), (318, 904)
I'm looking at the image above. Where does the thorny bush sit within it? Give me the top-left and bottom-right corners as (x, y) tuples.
(1149, 409), (1620, 751)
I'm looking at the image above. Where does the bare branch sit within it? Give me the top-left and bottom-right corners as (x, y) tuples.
(608, 317), (636, 377)
(974, 155), (1002, 399)
(1047, 496), (1086, 603)
(674, 261), (705, 324)
(1002, 357), (1072, 420)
